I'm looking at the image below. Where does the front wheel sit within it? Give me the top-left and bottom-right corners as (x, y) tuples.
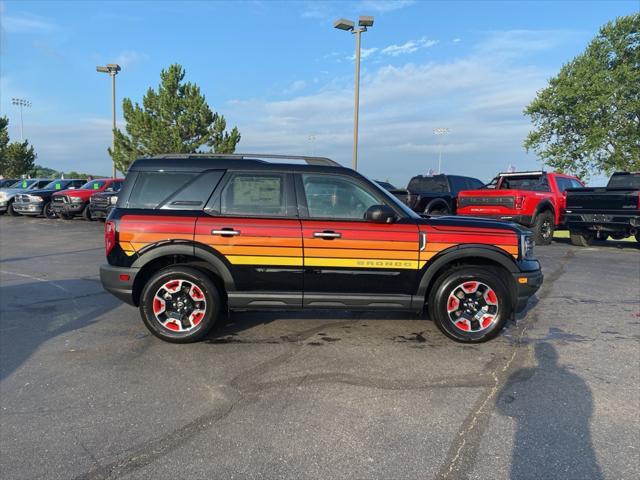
(140, 266), (221, 343)
(532, 211), (554, 245)
(429, 267), (512, 343)
(635, 232), (640, 243)
(82, 206), (94, 221)
(7, 202), (20, 217)
(570, 231), (593, 247)
(43, 202), (57, 219)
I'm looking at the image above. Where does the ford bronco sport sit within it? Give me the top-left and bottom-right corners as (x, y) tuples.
(100, 154), (543, 344)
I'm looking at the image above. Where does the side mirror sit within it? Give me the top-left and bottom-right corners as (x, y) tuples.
(110, 195), (118, 205)
(364, 204), (396, 223)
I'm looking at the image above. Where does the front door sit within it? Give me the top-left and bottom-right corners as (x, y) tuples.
(195, 171), (303, 308)
(297, 172), (419, 309)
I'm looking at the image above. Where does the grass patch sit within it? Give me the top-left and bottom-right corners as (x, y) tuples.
(554, 230), (635, 242)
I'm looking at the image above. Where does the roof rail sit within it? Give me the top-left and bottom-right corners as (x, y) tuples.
(148, 153), (341, 167)
(498, 170), (545, 176)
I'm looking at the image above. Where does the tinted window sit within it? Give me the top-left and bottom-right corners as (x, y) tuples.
(80, 180), (107, 190)
(104, 181), (123, 192)
(499, 174), (549, 191)
(43, 180), (70, 190)
(607, 174), (640, 189)
(35, 180), (51, 188)
(160, 170), (223, 210)
(128, 172), (197, 209)
(220, 173), (286, 216)
(407, 176), (449, 193)
(303, 174), (380, 220)
(467, 178), (484, 189)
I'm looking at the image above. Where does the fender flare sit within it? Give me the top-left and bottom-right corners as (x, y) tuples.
(424, 198), (451, 214)
(131, 241), (236, 292)
(416, 244), (519, 299)
(532, 200), (555, 223)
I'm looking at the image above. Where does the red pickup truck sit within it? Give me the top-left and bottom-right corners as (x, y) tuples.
(456, 171), (584, 244)
(52, 178), (124, 220)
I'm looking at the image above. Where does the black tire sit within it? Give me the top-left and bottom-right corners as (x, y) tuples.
(82, 206), (94, 221)
(426, 206), (450, 216)
(60, 212), (73, 220)
(7, 202), (20, 217)
(43, 202), (57, 219)
(428, 267), (512, 343)
(139, 266), (221, 343)
(570, 231), (593, 247)
(634, 232), (640, 243)
(532, 211), (554, 245)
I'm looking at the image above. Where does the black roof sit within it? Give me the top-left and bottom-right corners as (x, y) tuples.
(129, 153), (344, 173)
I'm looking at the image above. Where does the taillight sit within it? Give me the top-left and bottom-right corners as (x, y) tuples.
(105, 220), (116, 256)
(637, 192), (640, 210)
(514, 195), (524, 209)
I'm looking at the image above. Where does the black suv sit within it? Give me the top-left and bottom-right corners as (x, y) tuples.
(100, 154), (542, 344)
(394, 174), (485, 215)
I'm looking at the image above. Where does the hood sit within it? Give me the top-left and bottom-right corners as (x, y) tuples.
(53, 188), (94, 198)
(0, 188), (31, 196)
(417, 214), (528, 234)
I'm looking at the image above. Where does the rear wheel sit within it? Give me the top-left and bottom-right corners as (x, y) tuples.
(570, 231), (593, 247)
(7, 202), (20, 217)
(82, 206), (93, 221)
(140, 266), (221, 343)
(532, 211), (554, 245)
(43, 202), (57, 219)
(429, 267), (512, 343)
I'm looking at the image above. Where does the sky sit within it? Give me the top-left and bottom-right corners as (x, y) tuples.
(0, 0), (637, 185)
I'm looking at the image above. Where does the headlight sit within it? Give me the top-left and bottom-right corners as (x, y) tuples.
(520, 234), (535, 260)
(0, 192), (7, 201)
(69, 196), (84, 203)
(29, 195), (44, 203)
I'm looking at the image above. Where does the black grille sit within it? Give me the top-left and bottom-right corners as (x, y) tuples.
(458, 196), (514, 208)
(52, 195), (67, 204)
(91, 195), (109, 207)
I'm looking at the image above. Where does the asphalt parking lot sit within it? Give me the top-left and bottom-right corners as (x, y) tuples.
(0, 215), (638, 480)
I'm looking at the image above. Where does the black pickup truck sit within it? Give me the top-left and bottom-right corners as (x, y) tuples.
(393, 174), (484, 215)
(565, 172), (640, 246)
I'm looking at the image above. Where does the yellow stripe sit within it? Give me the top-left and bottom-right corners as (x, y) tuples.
(226, 255), (304, 266)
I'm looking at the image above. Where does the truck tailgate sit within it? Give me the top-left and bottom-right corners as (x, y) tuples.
(566, 188), (639, 212)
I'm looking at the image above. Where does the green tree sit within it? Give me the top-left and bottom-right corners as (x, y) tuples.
(110, 64), (241, 172)
(524, 14), (640, 179)
(3, 140), (37, 178)
(0, 117), (10, 174)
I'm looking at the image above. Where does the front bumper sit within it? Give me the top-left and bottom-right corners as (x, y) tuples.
(100, 264), (140, 306)
(89, 205), (112, 219)
(512, 267), (544, 313)
(52, 202), (86, 216)
(12, 203), (44, 215)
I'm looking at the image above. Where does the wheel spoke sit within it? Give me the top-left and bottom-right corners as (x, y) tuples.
(447, 281), (500, 333)
(152, 279), (207, 333)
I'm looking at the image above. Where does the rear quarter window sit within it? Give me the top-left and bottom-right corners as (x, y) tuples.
(127, 172), (198, 209)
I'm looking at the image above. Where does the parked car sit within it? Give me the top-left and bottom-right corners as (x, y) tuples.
(52, 178), (124, 220)
(456, 171), (584, 245)
(0, 179), (19, 189)
(393, 174), (485, 216)
(0, 179), (53, 216)
(565, 172), (640, 246)
(100, 154), (543, 344)
(374, 180), (397, 191)
(12, 179), (85, 218)
(89, 185), (122, 221)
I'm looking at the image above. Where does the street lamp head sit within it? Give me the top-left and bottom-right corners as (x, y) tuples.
(96, 64), (121, 75)
(106, 63), (121, 73)
(11, 98), (31, 107)
(358, 16), (374, 27)
(333, 18), (354, 31)
(96, 66), (110, 73)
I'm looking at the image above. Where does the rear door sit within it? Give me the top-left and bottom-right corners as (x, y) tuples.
(296, 172), (420, 309)
(195, 170), (303, 307)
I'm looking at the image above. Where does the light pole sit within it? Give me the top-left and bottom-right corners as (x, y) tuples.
(334, 15), (374, 171)
(433, 127), (450, 174)
(11, 98), (31, 141)
(96, 63), (121, 178)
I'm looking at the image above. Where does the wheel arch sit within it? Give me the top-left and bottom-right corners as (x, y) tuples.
(424, 198), (451, 214)
(533, 200), (555, 221)
(417, 245), (518, 307)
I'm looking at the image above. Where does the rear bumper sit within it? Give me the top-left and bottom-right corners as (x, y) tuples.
(512, 267), (544, 313)
(565, 213), (640, 233)
(12, 203), (43, 215)
(459, 212), (533, 227)
(100, 264), (139, 306)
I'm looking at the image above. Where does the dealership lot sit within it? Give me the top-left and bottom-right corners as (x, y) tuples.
(0, 216), (638, 480)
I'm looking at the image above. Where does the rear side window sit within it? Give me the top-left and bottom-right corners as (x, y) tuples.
(407, 176), (449, 193)
(160, 171), (223, 210)
(220, 173), (286, 216)
(607, 174), (640, 189)
(499, 175), (549, 191)
(127, 172), (197, 209)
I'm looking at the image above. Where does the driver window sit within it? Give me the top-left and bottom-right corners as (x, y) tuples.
(302, 174), (380, 220)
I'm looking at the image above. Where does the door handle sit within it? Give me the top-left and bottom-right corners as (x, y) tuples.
(211, 228), (240, 237)
(313, 231), (342, 239)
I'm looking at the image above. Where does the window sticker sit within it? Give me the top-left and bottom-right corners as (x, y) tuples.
(55, 183), (62, 189)
(22, 180), (28, 188)
(93, 183), (100, 189)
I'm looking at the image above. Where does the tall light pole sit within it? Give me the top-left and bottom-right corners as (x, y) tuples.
(334, 15), (374, 171)
(11, 98), (31, 141)
(96, 63), (121, 178)
(433, 127), (450, 174)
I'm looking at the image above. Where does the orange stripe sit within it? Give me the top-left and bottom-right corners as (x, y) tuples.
(195, 234), (302, 247)
(303, 238), (417, 251)
(304, 248), (416, 260)
(212, 245), (302, 257)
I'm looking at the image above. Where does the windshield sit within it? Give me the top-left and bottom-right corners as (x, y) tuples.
(43, 180), (70, 190)
(80, 180), (106, 190)
(607, 174), (640, 189)
(369, 179), (421, 219)
(10, 179), (36, 189)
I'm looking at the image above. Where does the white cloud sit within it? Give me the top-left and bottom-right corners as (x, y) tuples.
(0, 6), (54, 33)
(113, 50), (147, 68)
(381, 37), (438, 56)
(285, 80), (307, 93)
(348, 47), (379, 61)
(452, 38), (462, 43)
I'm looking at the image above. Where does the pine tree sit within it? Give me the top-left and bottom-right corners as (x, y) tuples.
(110, 64), (241, 173)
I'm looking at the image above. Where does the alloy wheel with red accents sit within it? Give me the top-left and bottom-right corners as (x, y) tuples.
(140, 266), (221, 343)
(429, 267), (512, 343)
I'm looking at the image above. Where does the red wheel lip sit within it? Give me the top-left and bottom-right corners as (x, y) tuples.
(152, 279), (207, 333)
(446, 281), (499, 334)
